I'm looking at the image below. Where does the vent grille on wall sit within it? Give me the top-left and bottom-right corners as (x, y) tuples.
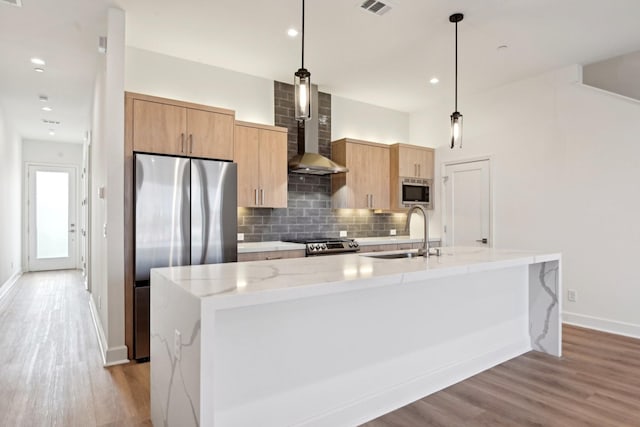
(42, 119), (61, 125)
(360, 0), (392, 15)
(0, 0), (22, 7)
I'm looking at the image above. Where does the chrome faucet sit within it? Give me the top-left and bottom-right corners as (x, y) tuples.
(405, 205), (430, 257)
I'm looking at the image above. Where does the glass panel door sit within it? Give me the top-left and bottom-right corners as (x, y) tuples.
(28, 165), (77, 271)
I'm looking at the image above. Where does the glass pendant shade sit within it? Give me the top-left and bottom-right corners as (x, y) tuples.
(295, 68), (311, 121)
(450, 111), (463, 148)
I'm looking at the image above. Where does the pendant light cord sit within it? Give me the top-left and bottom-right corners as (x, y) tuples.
(454, 20), (458, 111)
(301, 0), (305, 68)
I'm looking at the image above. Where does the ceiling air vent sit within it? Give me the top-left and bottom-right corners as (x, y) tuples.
(42, 119), (61, 125)
(360, 0), (392, 16)
(0, 0), (22, 7)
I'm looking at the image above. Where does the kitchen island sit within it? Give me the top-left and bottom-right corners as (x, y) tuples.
(150, 247), (561, 427)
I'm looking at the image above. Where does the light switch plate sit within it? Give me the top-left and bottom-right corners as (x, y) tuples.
(339, 230), (347, 237)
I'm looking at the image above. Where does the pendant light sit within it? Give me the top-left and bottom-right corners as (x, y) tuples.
(449, 13), (464, 148)
(294, 0), (311, 121)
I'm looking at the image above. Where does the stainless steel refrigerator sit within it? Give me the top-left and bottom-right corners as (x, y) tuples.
(134, 153), (237, 360)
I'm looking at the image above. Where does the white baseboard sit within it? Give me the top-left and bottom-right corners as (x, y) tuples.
(89, 296), (129, 366)
(563, 311), (640, 339)
(0, 270), (22, 302)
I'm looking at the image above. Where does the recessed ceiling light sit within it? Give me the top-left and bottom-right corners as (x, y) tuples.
(48, 130), (55, 136)
(429, 77), (439, 84)
(42, 106), (52, 112)
(287, 28), (299, 37)
(30, 57), (46, 66)
(34, 67), (44, 73)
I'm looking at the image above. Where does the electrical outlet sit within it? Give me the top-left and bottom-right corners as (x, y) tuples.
(340, 230), (347, 237)
(390, 229), (396, 236)
(567, 289), (577, 302)
(237, 233), (244, 241)
(174, 329), (182, 361)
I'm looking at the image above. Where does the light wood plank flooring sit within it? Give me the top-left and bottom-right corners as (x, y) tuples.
(0, 270), (150, 426)
(363, 325), (640, 426)
(1, 271), (639, 426)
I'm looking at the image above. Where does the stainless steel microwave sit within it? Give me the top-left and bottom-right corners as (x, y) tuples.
(400, 178), (432, 209)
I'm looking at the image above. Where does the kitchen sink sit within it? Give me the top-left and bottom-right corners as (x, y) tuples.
(361, 251), (422, 259)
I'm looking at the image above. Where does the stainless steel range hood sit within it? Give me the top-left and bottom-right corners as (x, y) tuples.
(288, 85), (348, 175)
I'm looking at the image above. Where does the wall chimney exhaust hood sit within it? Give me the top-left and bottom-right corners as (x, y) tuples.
(288, 85), (348, 175)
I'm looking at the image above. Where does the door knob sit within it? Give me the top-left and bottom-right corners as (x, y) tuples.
(476, 238), (488, 244)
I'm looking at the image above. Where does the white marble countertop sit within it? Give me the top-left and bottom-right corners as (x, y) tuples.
(237, 241), (305, 253)
(237, 236), (442, 253)
(357, 236), (441, 245)
(153, 247), (561, 309)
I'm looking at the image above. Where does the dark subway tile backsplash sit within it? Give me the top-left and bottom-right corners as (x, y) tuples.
(237, 81), (407, 242)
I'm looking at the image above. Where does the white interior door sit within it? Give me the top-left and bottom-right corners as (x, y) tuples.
(443, 159), (491, 247)
(27, 165), (77, 271)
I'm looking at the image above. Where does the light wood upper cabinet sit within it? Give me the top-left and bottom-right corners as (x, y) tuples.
(331, 138), (390, 210)
(389, 143), (435, 210)
(234, 122), (288, 208)
(391, 143), (434, 179)
(127, 93), (235, 160)
(186, 108), (234, 160)
(132, 100), (186, 155)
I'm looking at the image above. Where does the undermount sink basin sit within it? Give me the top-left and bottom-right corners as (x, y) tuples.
(361, 251), (422, 260)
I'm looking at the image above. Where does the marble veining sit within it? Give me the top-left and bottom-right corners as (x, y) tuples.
(534, 262), (559, 352)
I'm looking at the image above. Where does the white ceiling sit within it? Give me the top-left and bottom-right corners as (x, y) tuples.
(2, 0), (640, 143)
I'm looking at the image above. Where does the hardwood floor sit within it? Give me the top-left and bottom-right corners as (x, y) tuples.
(0, 270), (150, 426)
(363, 325), (640, 427)
(1, 271), (639, 426)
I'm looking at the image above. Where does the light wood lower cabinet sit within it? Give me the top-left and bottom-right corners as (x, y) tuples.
(127, 92), (235, 160)
(234, 121), (288, 208)
(237, 250), (305, 262)
(331, 138), (390, 209)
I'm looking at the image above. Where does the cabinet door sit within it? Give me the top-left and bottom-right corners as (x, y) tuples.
(416, 149), (434, 179)
(234, 125), (261, 207)
(187, 109), (234, 160)
(397, 146), (433, 179)
(346, 143), (371, 209)
(132, 100), (186, 155)
(368, 144), (390, 209)
(397, 146), (420, 177)
(258, 129), (288, 208)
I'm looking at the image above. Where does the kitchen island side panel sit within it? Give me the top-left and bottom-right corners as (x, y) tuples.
(150, 270), (202, 427)
(203, 265), (531, 427)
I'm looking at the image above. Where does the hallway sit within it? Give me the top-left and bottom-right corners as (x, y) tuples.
(0, 270), (150, 426)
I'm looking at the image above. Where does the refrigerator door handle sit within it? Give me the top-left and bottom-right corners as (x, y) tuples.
(191, 160), (206, 265)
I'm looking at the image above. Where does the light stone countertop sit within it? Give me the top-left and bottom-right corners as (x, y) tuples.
(237, 236), (441, 253)
(153, 246), (561, 309)
(237, 241), (305, 253)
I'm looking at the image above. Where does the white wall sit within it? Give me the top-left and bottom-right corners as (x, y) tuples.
(22, 140), (83, 165)
(125, 47), (274, 124)
(410, 65), (640, 337)
(89, 7), (128, 366)
(331, 96), (410, 144)
(0, 106), (22, 288)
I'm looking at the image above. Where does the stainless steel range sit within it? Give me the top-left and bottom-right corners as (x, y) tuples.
(284, 237), (360, 256)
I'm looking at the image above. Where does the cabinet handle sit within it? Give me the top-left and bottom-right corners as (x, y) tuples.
(265, 256), (282, 260)
(371, 194), (374, 208)
(189, 134), (194, 153)
(418, 164), (421, 177)
(260, 189), (265, 206)
(181, 133), (185, 153)
(414, 164), (417, 176)
(254, 189), (258, 205)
